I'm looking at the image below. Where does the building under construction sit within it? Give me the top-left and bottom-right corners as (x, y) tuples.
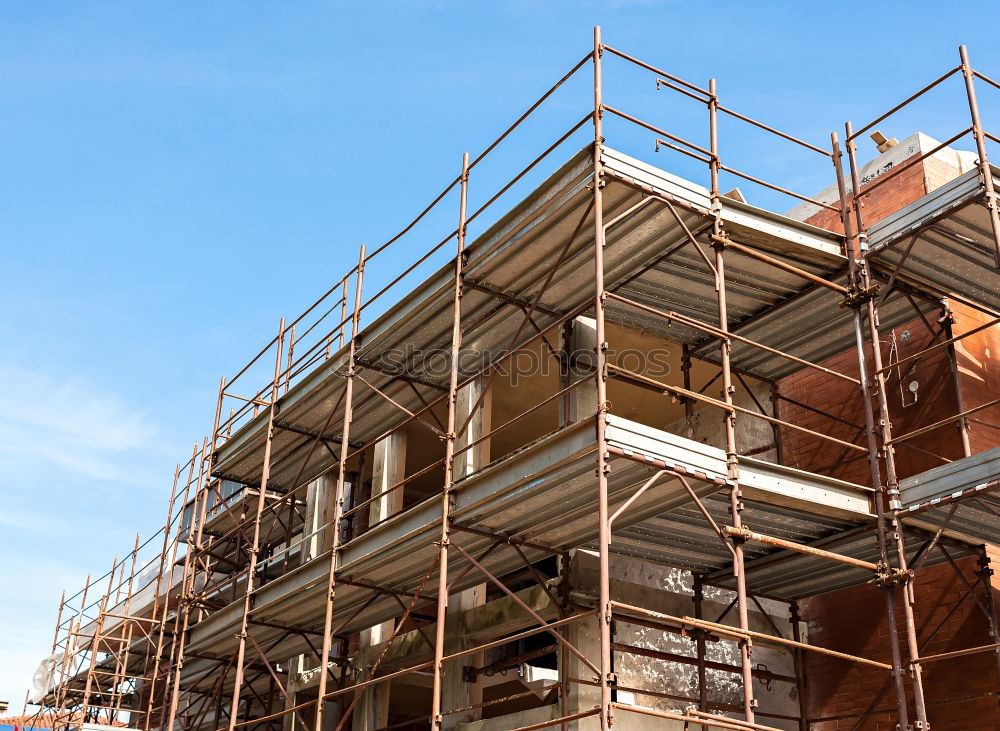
(23, 28), (1000, 731)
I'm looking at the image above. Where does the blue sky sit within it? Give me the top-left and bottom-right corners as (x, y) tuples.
(3, 0), (1000, 713)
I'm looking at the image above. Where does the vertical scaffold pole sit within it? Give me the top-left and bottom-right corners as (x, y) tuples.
(315, 245), (366, 731)
(55, 573), (91, 729)
(591, 25), (614, 731)
(110, 532), (142, 720)
(790, 601), (809, 731)
(431, 150), (470, 730)
(941, 300), (972, 457)
(163, 441), (207, 731)
(838, 127), (918, 730)
(51, 591), (66, 659)
(977, 548), (1000, 695)
(143, 462), (186, 730)
(48, 592), (67, 707)
(856, 158), (929, 728)
(81, 556), (120, 721)
(227, 318), (286, 731)
(709, 76), (756, 724)
(960, 45), (1000, 269)
(163, 376), (226, 730)
(682, 345), (695, 438)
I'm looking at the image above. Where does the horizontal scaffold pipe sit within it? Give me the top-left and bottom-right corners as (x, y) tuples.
(224, 616), (601, 728)
(722, 526), (879, 571)
(875, 314), (1000, 375)
(611, 703), (783, 731)
(604, 291), (859, 383)
(607, 363), (866, 452)
(609, 600), (892, 670)
(711, 234), (849, 295)
(888, 397), (1000, 445)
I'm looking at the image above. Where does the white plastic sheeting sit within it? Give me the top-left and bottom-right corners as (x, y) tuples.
(28, 653), (62, 703)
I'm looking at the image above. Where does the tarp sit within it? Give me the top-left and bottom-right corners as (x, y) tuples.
(27, 654), (61, 704)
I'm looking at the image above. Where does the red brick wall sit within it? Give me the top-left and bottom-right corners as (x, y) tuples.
(776, 345), (874, 487)
(954, 303), (1000, 455)
(801, 547), (1000, 730)
(774, 304), (1000, 485)
(805, 153), (935, 234)
(777, 302), (1000, 729)
(775, 309), (967, 488)
(775, 149), (1000, 728)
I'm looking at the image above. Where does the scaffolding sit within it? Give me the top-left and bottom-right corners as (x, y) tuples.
(29, 449), (201, 731)
(28, 28), (1000, 731)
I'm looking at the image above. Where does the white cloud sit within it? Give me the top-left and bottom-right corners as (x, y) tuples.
(0, 366), (172, 713)
(0, 365), (158, 484)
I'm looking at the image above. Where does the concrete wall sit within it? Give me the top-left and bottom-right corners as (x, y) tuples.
(664, 381), (776, 463)
(567, 552), (801, 730)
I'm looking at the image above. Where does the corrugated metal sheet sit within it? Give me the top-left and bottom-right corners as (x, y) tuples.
(899, 447), (1000, 507)
(690, 272), (931, 380)
(185, 415), (873, 669)
(904, 493), (1000, 549)
(899, 448), (1000, 545)
(868, 166), (1000, 315)
(212, 145), (849, 491)
(703, 524), (958, 600)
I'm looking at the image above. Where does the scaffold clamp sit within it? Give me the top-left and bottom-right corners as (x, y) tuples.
(841, 282), (880, 308)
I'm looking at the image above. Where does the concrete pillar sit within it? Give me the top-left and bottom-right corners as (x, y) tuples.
(563, 610), (601, 730)
(349, 679), (389, 731)
(322, 474), (347, 553)
(352, 432), (407, 730)
(455, 378), (491, 479)
(369, 431), (407, 525)
(302, 476), (331, 564)
(281, 656), (305, 731)
(567, 316), (599, 423)
(441, 584), (487, 728)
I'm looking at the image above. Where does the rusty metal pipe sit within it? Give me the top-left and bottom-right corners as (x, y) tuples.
(313, 246), (365, 731)
(718, 162), (841, 211)
(714, 236), (849, 294)
(715, 103), (831, 156)
(613, 602), (893, 670)
(837, 111), (884, 448)
(849, 65), (962, 141)
(844, 117), (925, 728)
(591, 26), (614, 731)
(450, 542), (599, 676)
(608, 363), (865, 451)
(611, 703), (781, 731)
(888, 397), (1000, 445)
(603, 104), (713, 157)
(605, 291), (859, 383)
(430, 151), (470, 730)
(708, 74), (756, 725)
(600, 44), (710, 97)
(468, 53), (591, 170)
(608, 470), (666, 525)
(723, 526), (878, 571)
(441, 612), (595, 664)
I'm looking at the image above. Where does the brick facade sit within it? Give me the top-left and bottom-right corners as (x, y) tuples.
(773, 144), (1000, 728)
(801, 548), (1000, 730)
